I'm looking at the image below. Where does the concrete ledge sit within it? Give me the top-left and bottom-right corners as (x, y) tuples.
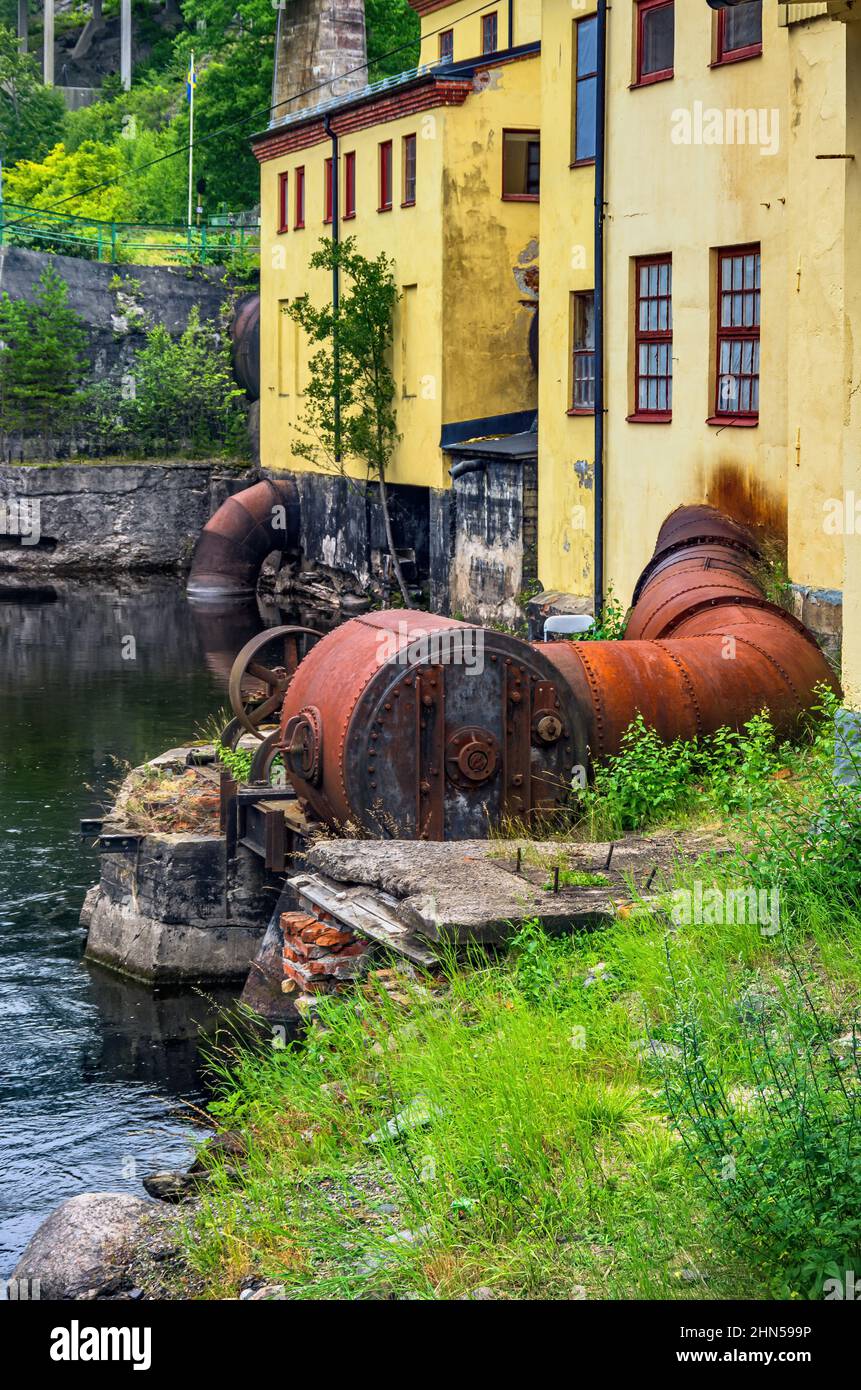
(83, 888), (264, 985)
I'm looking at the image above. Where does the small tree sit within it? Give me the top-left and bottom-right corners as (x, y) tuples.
(0, 267), (87, 457)
(288, 236), (414, 608)
(116, 307), (246, 456)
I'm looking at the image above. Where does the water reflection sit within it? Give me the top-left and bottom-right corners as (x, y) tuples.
(0, 577), (258, 1268)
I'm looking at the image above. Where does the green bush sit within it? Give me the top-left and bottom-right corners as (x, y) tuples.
(663, 966), (861, 1297)
(81, 306), (247, 457)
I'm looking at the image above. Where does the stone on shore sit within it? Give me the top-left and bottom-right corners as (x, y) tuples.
(12, 1193), (170, 1300)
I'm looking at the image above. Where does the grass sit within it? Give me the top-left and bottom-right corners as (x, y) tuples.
(174, 695), (861, 1301)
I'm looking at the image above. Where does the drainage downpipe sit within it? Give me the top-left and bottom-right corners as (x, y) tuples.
(593, 0), (608, 619)
(325, 114), (342, 464)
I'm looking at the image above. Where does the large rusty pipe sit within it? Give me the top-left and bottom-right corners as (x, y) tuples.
(187, 477), (300, 597)
(276, 506), (840, 839)
(539, 504), (840, 760)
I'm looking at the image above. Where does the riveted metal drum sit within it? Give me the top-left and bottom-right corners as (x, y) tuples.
(279, 612), (589, 840)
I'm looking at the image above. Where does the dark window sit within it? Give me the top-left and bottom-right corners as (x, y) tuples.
(571, 292), (595, 412)
(715, 246), (760, 419)
(379, 140), (393, 212)
(634, 256), (673, 417)
(482, 12), (498, 55)
(502, 130), (540, 199)
(278, 171), (289, 233)
(439, 29), (453, 63)
(323, 156), (333, 224)
(636, 0), (674, 85)
(717, 0), (762, 63)
(344, 151), (356, 219)
(294, 165), (305, 229)
(402, 134), (416, 206)
(573, 16), (598, 165)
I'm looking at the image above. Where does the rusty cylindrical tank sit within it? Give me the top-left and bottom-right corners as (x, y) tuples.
(279, 612), (590, 839)
(187, 477), (300, 597)
(230, 292), (260, 402)
(277, 506), (840, 839)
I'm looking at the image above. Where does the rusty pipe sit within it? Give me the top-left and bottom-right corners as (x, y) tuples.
(275, 505), (840, 839)
(187, 477), (300, 597)
(230, 292), (260, 401)
(539, 504), (840, 761)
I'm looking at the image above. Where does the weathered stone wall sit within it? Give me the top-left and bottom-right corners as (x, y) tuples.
(0, 247), (241, 459)
(448, 458), (537, 626)
(0, 462), (251, 574)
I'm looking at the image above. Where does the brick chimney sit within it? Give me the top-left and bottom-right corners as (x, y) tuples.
(272, 0), (368, 122)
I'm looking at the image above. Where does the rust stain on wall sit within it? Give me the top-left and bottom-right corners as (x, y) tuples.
(705, 462), (787, 545)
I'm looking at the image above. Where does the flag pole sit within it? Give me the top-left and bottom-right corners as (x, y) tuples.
(187, 50), (194, 228)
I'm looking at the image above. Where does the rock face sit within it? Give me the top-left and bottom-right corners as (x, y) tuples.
(0, 463), (249, 574)
(12, 1194), (165, 1300)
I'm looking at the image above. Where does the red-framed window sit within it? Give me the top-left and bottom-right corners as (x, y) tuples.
(482, 12), (498, 55)
(439, 28), (453, 63)
(402, 134), (416, 206)
(294, 165), (305, 229)
(379, 140), (393, 212)
(635, 0), (674, 87)
(572, 15), (598, 166)
(502, 129), (540, 200)
(344, 151), (356, 219)
(633, 255), (673, 420)
(570, 291), (595, 414)
(323, 156), (333, 224)
(714, 245), (760, 422)
(277, 171), (289, 233)
(715, 0), (762, 65)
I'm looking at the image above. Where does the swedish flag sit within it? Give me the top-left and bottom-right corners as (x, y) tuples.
(186, 56), (196, 103)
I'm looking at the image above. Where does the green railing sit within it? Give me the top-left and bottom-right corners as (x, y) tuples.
(0, 202), (260, 266)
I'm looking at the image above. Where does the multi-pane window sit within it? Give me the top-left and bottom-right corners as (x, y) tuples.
(715, 246), (760, 419)
(571, 291), (595, 412)
(379, 140), (393, 211)
(278, 171), (289, 233)
(636, 0), (674, 85)
(482, 12), (498, 55)
(294, 166), (305, 229)
(502, 130), (540, 199)
(573, 16), (598, 165)
(323, 156), (333, 224)
(716, 0), (762, 63)
(439, 29), (453, 63)
(344, 151), (356, 219)
(635, 256), (673, 417)
(402, 134), (417, 206)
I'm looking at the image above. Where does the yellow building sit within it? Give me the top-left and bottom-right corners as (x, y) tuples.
(538, 0), (861, 734)
(253, 0), (542, 497)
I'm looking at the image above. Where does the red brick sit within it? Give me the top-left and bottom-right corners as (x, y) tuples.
(315, 926), (357, 949)
(283, 961), (329, 994)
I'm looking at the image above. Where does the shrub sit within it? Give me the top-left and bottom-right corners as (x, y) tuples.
(663, 964), (861, 1297)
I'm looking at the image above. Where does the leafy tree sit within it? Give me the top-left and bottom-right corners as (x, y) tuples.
(0, 24), (66, 165)
(3, 140), (127, 221)
(0, 267), (88, 456)
(288, 236), (413, 607)
(366, 0), (420, 80)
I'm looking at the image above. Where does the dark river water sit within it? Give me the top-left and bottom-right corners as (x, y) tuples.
(0, 578), (273, 1273)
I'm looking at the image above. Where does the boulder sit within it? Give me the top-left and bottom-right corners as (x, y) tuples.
(12, 1193), (166, 1300)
